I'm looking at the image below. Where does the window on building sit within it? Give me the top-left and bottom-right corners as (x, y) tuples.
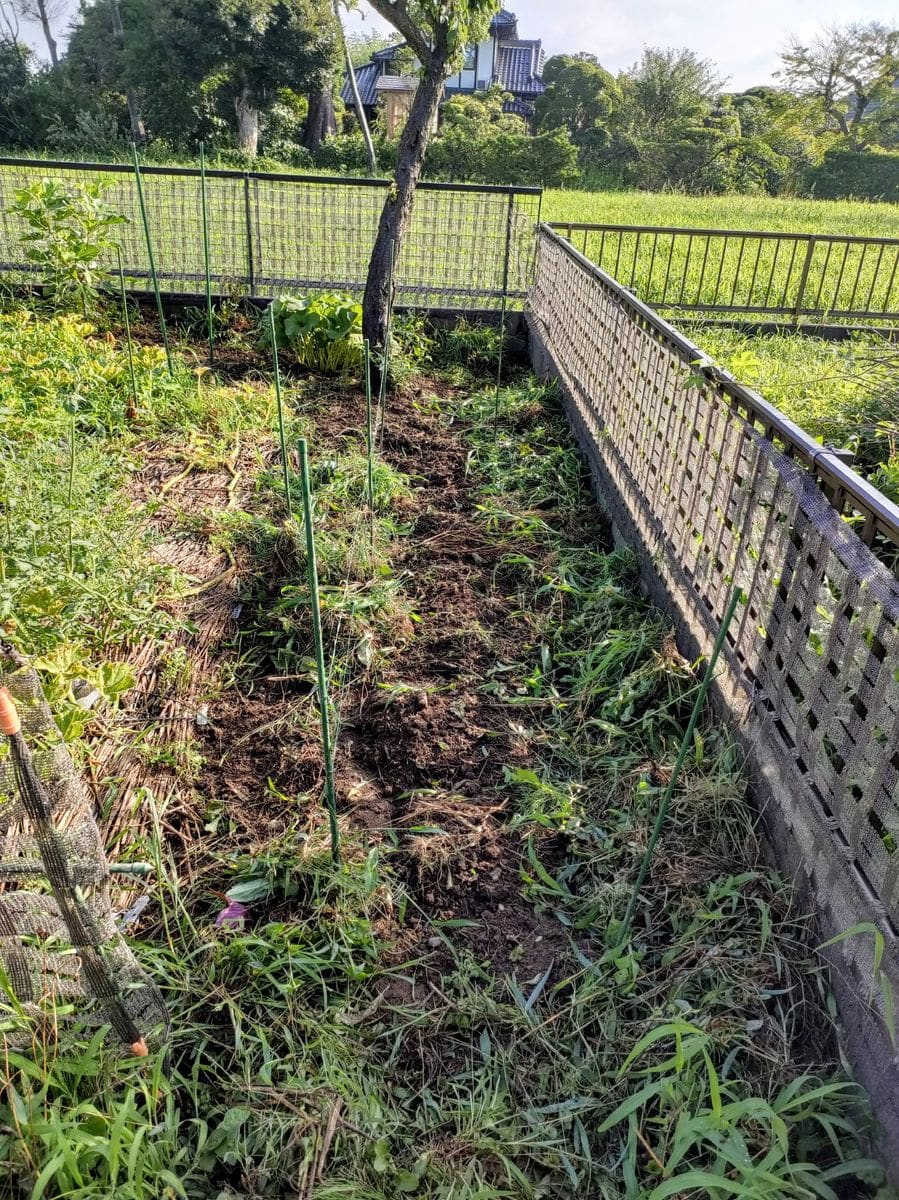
(463, 44), (476, 70)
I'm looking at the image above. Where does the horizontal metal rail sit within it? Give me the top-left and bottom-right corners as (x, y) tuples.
(549, 221), (899, 325)
(0, 155), (542, 196)
(538, 224), (899, 550)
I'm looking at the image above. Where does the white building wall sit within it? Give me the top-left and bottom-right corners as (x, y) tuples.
(445, 35), (497, 93)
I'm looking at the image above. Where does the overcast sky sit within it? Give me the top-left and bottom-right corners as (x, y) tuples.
(8, 0), (899, 90)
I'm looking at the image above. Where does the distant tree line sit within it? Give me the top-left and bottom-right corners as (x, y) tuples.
(0, 3), (897, 199)
(531, 28), (899, 197)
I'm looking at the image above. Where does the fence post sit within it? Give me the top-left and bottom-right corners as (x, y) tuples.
(793, 235), (816, 324)
(501, 191), (515, 302)
(243, 173), (256, 297)
(199, 142), (214, 365)
(130, 141), (173, 376)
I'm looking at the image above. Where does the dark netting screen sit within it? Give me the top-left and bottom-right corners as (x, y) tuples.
(0, 645), (166, 1050)
(0, 158), (541, 309)
(529, 224), (899, 1170)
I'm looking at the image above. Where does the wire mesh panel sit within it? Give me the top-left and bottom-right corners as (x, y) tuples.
(0, 158), (541, 309)
(550, 222), (899, 324)
(0, 645), (166, 1048)
(529, 224), (899, 1163)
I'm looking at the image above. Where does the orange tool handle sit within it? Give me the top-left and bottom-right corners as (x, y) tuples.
(0, 688), (21, 736)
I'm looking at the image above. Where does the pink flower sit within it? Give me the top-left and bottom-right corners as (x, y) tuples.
(214, 900), (248, 930)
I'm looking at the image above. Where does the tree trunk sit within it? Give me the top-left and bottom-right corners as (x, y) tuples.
(125, 89), (146, 143)
(36, 0), (58, 67)
(303, 89), (337, 151)
(363, 69), (443, 352)
(234, 83), (259, 157)
(108, 0), (145, 142)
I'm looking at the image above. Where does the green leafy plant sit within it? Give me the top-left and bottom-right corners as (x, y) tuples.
(598, 1022), (883, 1197)
(9, 179), (127, 315)
(262, 293), (364, 374)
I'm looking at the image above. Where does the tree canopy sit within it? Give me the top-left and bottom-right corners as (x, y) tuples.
(534, 54), (621, 162)
(64, 0), (339, 154)
(779, 22), (899, 149)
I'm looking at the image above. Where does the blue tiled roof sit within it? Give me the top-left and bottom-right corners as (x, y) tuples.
(496, 41), (546, 97)
(491, 9), (517, 30)
(340, 61), (381, 107)
(503, 97), (536, 118)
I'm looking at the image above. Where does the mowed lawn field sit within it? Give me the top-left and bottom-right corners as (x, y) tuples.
(543, 188), (899, 237)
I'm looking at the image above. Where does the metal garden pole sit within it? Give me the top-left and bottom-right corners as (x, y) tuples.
(377, 238), (395, 452)
(364, 337), (375, 546)
(199, 141), (215, 365)
(493, 294), (507, 440)
(115, 244), (138, 422)
(617, 586), (742, 948)
(268, 305), (293, 522)
(130, 141), (172, 376)
(297, 438), (340, 865)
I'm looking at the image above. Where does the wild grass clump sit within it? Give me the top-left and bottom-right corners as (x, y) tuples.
(699, 327), (898, 468)
(0, 307), (279, 729)
(223, 446), (414, 683)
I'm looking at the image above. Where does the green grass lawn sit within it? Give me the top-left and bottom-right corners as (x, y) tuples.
(543, 188), (899, 237)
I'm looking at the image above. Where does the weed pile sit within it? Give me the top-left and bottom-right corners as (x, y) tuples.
(0, 309), (889, 1199)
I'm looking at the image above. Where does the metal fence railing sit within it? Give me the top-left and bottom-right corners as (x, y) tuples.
(0, 157), (542, 310)
(529, 224), (899, 1165)
(549, 220), (899, 325)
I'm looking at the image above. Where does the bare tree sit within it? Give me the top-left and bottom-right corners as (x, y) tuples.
(361, 0), (499, 353)
(780, 23), (899, 148)
(0, 0), (21, 44)
(9, 0), (65, 66)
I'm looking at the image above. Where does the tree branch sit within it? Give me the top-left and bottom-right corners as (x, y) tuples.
(365, 0), (434, 70)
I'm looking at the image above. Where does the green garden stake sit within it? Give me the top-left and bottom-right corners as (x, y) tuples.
(617, 586), (743, 949)
(298, 438), (340, 865)
(269, 304), (293, 521)
(199, 141), (215, 365)
(131, 141), (173, 376)
(66, 407), (76, 575)
(115, 244), (138, 422)
(493, 294), (508, 440)
(108, 862), (154, 877)
(377, 237), (395, 452)
(364, 337), (375, 546)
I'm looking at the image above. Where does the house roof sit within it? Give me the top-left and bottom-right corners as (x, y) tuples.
(340, 11), (546, 109)
(496, 40), (546, 97)
(491, 9), (518, 35)
(375, 75), (417, 92)
(341, 61), (381, 107)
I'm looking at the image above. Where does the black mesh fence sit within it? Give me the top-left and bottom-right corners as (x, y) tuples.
(0, 158), (542, 309)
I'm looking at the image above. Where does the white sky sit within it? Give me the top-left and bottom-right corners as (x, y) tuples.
(9, 0), (899, 90)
